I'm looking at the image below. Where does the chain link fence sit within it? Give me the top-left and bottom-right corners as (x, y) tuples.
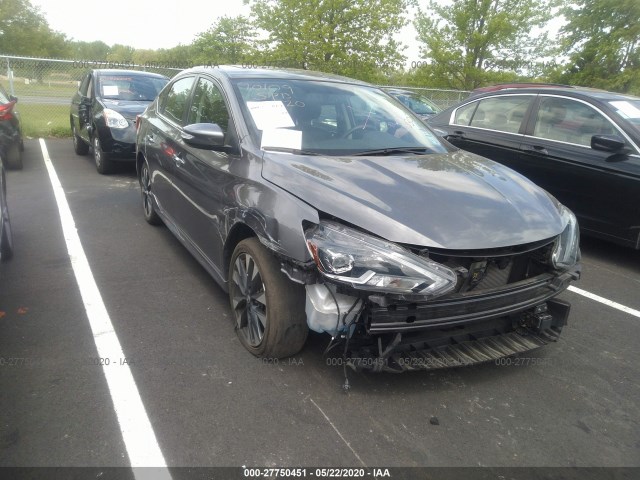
(1, 55), (469, 138)
(1, 55), (181, 138)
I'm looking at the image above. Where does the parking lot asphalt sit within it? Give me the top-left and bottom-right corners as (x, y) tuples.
(1, 139), (639, 471)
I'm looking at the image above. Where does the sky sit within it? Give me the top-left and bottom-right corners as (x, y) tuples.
(30, 0), (422, 61)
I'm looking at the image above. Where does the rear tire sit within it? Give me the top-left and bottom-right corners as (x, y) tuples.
(139, 159), (162, 225)
(1, 172), (13, 261)
(229, 238), (308, 358)
(5, 143), (22, 170)
(92, 135), (113, 174)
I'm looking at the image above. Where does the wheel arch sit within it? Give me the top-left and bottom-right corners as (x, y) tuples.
(223, 222), (257, 280)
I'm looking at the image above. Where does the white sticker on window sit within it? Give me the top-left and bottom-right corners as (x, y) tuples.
(102, 85), (119, 96)
(261, 128), (302, 151)
(247, 101), (295, 130)
(610, 101), (640, 119)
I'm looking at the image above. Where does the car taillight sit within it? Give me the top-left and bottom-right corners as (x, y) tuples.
(0, 101), (16, 121)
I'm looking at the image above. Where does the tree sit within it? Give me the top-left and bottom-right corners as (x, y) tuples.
(414, 0), (557, 90)
(248, 0), (412, 81)
(552, 0), (640, 94)
(191, 15), (257, 65)
(69, 40), (111, 61)
(0, 0), (69, 57)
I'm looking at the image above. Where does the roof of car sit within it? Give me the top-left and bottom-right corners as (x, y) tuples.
(93, 69), (169, 79)
(180, 65), (373, 86)
(469, 86), (640, 102)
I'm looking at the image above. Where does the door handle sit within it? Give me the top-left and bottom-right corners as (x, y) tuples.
(521, 144), (548, 155)
(146, 133), (157, 144)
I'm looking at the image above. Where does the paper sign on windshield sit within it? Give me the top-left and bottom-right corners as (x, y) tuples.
(261, 128), (302, 151)
(247, 101), (295, 130)
(102, 85), (119, 96)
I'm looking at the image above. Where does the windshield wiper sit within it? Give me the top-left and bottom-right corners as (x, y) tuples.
(351, 147), (432, 156)
(262, 146), (321, 156)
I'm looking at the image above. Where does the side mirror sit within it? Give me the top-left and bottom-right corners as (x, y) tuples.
(80, 97), (92, 106)
(182, 123), (225, 149)
(9, 95), (18, 103)
(591, 134), (627, 153)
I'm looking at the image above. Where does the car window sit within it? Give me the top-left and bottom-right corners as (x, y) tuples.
(532, 97), (617, 146)
(461, 96), (531, 133)
(98, 74), (167, 102)
(187, 77), (229, 131)
(232, 79), (447, 155)
(394, 93), (439, 115)
(160, 76), (196, 126)
(609, 99), (640, 134)
(79, 74), (91, 97)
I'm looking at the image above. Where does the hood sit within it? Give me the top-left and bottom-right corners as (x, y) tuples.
(261, 150), (566, 250)
(102, 99), (150, 119)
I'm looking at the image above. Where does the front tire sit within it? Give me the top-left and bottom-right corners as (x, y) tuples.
(229, 238), (308, 358)
(139, 159), (162, 225)
(92, 135), (113, 174)
(72, 124), (89, 155)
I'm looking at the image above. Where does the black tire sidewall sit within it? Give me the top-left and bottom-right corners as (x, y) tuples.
(229, 238), (308, 358)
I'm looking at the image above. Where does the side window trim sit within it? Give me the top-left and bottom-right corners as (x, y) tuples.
(158, 75), (197, 128)
(525, 94), (640, 153)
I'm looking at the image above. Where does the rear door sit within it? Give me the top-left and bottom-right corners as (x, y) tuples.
(518, 95), (640, 244)
(443, 94), (535, 166)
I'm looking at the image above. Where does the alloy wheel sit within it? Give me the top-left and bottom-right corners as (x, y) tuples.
(231, 252), (267, 347)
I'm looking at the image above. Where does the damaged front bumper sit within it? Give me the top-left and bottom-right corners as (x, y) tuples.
(305, 267), (579, 372)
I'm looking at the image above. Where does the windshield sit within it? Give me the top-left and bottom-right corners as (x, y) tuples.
(98, 74), (168, 101)
(232, 79), (447, 156)
(609, 100), (640, 133)
(392, 92), (440, 115)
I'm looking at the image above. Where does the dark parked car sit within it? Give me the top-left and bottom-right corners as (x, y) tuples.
(428, 87), (640, 249)
(0, 83), (24, 170)
(136, 66), (580, 373)
(384, 88), (441, 120)
(70, 69), (169, 174)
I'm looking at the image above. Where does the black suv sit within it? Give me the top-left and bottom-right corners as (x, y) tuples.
(136, 67), (580, 372)
(428, 87), (640, 249)
(70, 70), (168, 174)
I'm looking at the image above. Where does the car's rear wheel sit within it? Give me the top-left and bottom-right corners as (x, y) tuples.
(1, 174), (13, 261)
(5, 143), (23, 170)
(139, 159), (162, 225)
(229, 238), (308, 358)
(92, 135), (113, 174)
(72, 124), (89, 155)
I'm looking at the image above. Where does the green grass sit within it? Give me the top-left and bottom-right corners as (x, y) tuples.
(17, 103), (71, 138)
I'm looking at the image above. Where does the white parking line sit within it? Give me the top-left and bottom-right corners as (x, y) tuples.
(568, 285), (640, 319)
(39, 139), (172, 479)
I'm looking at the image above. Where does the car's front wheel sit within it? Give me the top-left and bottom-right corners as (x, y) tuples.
(92, 135), (113, 174)
(229, 238), (308, 358)
(72, 124), (89, 155)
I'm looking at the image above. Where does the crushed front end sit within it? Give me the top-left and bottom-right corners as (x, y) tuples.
(299, 216), (580, 373)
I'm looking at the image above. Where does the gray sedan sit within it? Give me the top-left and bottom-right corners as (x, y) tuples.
(135, 66), (581, 374)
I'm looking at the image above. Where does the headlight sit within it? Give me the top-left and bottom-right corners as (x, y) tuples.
(103, 109), (129, 129)
(552, 205), (580, 270)
(305, 221), (457, 298)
